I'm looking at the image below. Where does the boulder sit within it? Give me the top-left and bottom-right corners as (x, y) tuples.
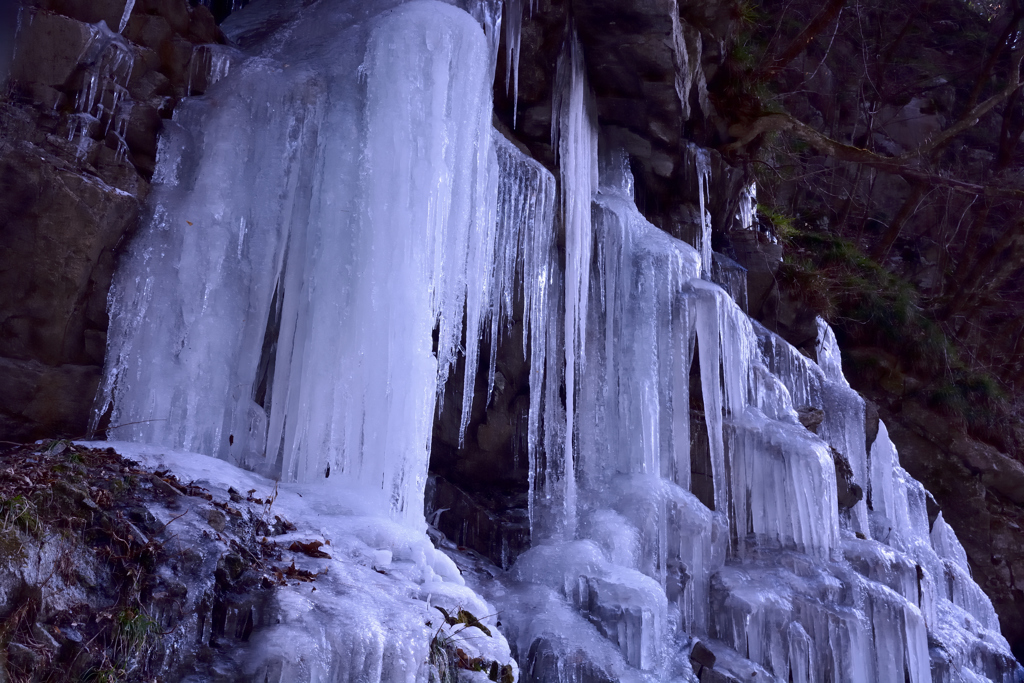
(8, 11), (94, 89)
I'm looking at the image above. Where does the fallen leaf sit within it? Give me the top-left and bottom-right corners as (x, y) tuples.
(289, 540), (330, 559)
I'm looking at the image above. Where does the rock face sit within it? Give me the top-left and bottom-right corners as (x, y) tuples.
(0, 0), (225, 440)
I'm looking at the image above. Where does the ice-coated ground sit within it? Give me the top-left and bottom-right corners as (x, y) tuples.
(92, 0), (1023, 680)
(85, 441), (516, 683)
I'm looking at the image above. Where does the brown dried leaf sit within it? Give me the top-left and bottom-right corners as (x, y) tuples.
(288, 540), (330, 559)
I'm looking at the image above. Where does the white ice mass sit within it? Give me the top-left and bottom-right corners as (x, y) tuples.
(93, 0), (1023, 681)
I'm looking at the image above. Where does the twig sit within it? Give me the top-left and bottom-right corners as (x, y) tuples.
(107, 419), (169, 431)
(154, 509), (189, 534)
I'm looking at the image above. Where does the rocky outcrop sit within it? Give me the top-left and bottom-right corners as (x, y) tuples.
(0, 441), (280, 681)
(428, 301), (532, 568)
(0, 0), (225, 440)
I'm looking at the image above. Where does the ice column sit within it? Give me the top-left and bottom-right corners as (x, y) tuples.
(96, 63), (321, 465)
(274, 2), (496, 521)
(579, 153), (700, 487)
(693, 144), (713, 278)
(503, 0), (523, 123)
(549, 23), (598, 539)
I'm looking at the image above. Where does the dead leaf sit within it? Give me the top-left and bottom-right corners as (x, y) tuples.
(289, 540), (330, 559)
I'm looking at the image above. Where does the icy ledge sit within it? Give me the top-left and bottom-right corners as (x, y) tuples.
(82, 441), (517, 683)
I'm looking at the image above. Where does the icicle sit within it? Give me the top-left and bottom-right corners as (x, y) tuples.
(118, 0), (135, 33)
(692, 143), (713, 279)
(549, 22), (597, 540)
(489, 133), (558, 541)
(815, 317), (846, 386)
(711, 253), (748, 312)
(188, 45), (240, 96)
(737, 181), (756, 232)
(457, 142), (499, 445)
(503, 0), (524, 124)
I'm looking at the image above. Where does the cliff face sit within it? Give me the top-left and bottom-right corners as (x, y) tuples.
(2, 0), (1024, 672)
(0, 0), (227, 441)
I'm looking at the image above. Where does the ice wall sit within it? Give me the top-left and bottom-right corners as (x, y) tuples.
(98, 0), (499, 523)
(497, 29), (1019, 683)
(94, 1), (1022, 681)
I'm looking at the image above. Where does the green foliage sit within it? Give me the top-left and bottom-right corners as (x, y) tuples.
(737, 0), (763, 26)
(113, 607), (159, 659)
(757, 203), (796, 239)
(928, 370), (1005, 423)
(1, 494), (40, 536)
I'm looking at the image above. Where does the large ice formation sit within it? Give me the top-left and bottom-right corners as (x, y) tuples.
(94, 0), (1022, 681)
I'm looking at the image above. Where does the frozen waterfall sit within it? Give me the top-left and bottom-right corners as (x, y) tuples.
(94, 0), (1021, 681)
(97, 0), (500, 523)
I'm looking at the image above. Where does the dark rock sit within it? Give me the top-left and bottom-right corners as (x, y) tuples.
(125, 102), (162, 158)
(863, 398), (879, 451)
(124, 13), (174, 52)
(41, 0), (127, 31)
(128, 506), (161, 534)
(143, 0), (191, 36)
(207, 509), (227, 533)
(0, 357), (100, 440)
(151, 475), (182, 498)
(832, 447), (863, 510)
(796, 406), (825, 433)
(0, 141), (139, 365)
(759, 284), (820, 355)
(524, 636), (615, 683)
(425, 475), (529, 569)
(728, 229), (783, 319)
(690, 409), (715, 511)
(159, 35), (194, 91)
(188, 5), (218, 45)
(690, 639), (716, 669)
(8, 10), (93, 89)
(129, 67), (174, 102)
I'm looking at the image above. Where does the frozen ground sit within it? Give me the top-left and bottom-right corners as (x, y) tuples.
(84, 441), (516, 682)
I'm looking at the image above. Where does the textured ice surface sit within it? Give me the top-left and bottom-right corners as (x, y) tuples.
(504, 134), (1019, 680)
(60, 20), (134, 159)
(89, 441), (516, 683)
(99, 0), (498, 524)
(96, 1), (1022, 680)
(548, 23), (598, 541)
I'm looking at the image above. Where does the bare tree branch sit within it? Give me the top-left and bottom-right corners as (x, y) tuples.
(756, 0), (848, 81)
